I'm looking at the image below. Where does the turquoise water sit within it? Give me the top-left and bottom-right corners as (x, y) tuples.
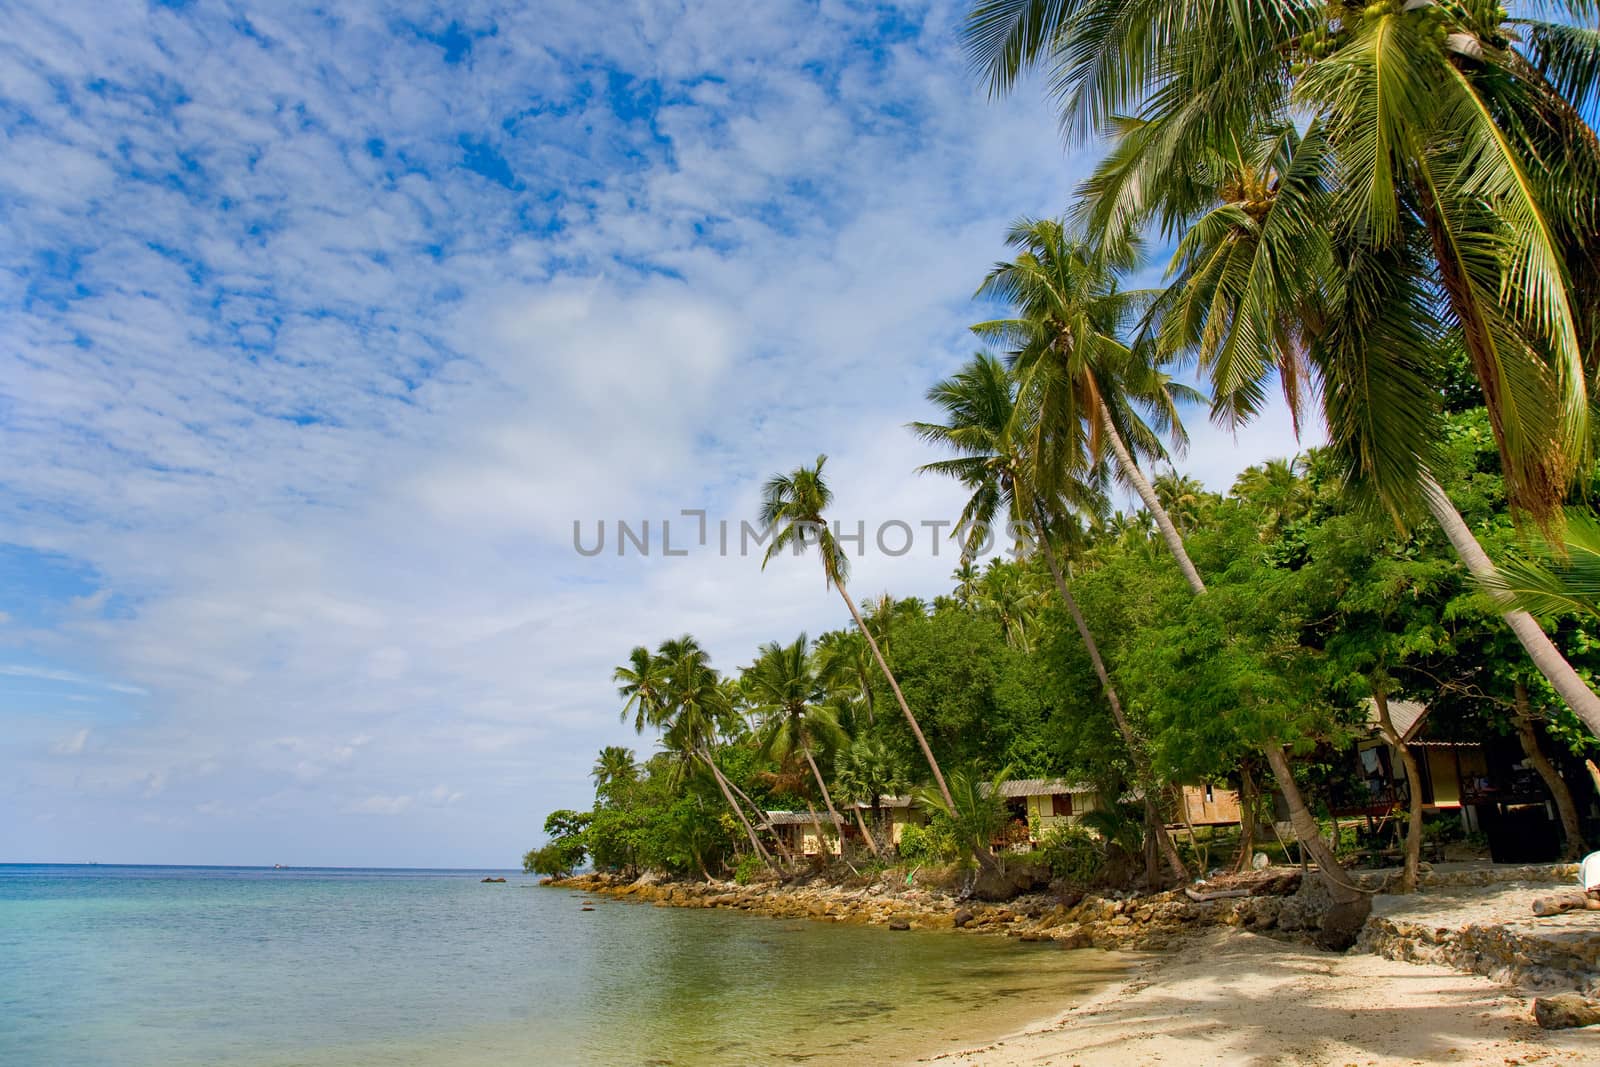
(0, 865), (1125, 1066)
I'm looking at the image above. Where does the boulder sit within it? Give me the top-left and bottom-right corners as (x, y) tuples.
(952, 908), (975, 929)
(887, 917), (912, 931)
(1533, 993), (1600, 1030)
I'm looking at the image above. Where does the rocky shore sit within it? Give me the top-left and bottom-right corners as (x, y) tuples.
(549, 867), (1320, 952)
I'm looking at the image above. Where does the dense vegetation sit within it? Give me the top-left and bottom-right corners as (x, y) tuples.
(532, 0), (1600, 903)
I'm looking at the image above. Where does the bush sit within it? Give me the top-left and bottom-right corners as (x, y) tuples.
(523, 839), (585, 878)
(1038, 825), (1105, 887)
(732, 852), (767, 885)
(897, 823), (957, 866)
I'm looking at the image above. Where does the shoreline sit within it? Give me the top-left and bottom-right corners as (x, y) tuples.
(555, 865), (1599, 1062)
(924, 927), (1592, 1066)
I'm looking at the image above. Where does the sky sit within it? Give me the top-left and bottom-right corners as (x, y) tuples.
(0, 0), (1315, 867)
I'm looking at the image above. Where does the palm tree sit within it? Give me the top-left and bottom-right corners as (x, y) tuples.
(1151, 471), (1207, 535)
(974, 218), (1209, 595)
(814, 629), (876, 725)
(1486, 508), (1600, 622)
(744, 633), (851, 855)
(973, 560), (1042, 651)
(910, 351), (1190, 881)
(834, 735), (908, 856)
(951, 561), (982, 608)
(965, 0), (1600, 741)
(758, 456), (960, 820)
(591, 745), (637, 804)
(1234, 456), (1313, 540)
(613, 645), (668, 734)
(623, 637), (776, 869)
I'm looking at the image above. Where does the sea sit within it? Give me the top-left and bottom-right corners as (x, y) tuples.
(0, 865), (1124, 1066)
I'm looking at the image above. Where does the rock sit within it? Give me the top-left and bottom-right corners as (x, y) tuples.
(1252, 852), (1269, 870)
(1533, 993), (1600, 1029)
(952, 909), (975, 929)
(1316, 894), (1373, 952)
(887, 918), (911, 931)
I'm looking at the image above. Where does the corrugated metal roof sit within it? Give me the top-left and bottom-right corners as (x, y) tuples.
(1364, 698), (1430, 742)
(764, 811), (844, 826)
(991, 777), (1094, 798)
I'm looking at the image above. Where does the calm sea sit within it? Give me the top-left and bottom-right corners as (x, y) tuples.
(0, 865), (1124, 1066)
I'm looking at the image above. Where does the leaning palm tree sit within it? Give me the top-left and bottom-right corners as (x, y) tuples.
(744, 633), (852, 855)
(975, 218), (1209, 595)
(965, 0), (1600, 741)
(628, 637), (776, 869)
(1485, 508), (1600, 622)
(758, 456), (959, 820)
(910, 350), (1190, 881)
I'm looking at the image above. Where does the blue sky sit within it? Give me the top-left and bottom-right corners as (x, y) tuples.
(0, 0), (1311, 866)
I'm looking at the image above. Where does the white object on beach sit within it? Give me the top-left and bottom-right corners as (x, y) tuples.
(1580, 851), (1600, 892)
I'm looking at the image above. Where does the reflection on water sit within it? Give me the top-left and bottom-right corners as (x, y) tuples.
(0, 866), (1127, 1066)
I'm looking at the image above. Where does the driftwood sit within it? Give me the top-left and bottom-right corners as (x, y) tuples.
(1185, 886), (1252, 902)
(1531, 890), (1592, 916)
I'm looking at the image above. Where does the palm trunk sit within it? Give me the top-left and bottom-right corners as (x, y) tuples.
(1262, 740), (1362, 905)
(1422, 476), (1600, 738)
(1097, 401), (1207, 594)
(1372, 688), (1424, 893)
(1033, 509), (1190, 884)
(802, 745), (847, 857)
(1233, 762), (1258, 873)
(852, 804), (884, 859)
(1514, 681), (1587, 859)
(838, 585), (957, 817)
(701, 751), (775, 868)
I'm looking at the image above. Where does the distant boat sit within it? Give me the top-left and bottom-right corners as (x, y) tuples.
(481, 876), (507, 883)
(273, 864), (285, 869)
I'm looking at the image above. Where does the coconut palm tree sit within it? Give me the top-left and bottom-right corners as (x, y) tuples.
(974, 218), (1209, 595)
(910, 350), (1191, 881)
(744, 633), (851, 855)
(972, 559), (1043, 651)
(951, 561), (982, 608)
(814, 629), (876, 726)
(613, 645), (668, 734)
(965, 0), (1600, 743)
(628, 637), (776, 869)
(758, 456), (960, 820)
(591, 745), (637, 804)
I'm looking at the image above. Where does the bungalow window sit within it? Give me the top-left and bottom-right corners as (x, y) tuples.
(1204, 785), (1214, 803)
(1051, 793), (1073, 817)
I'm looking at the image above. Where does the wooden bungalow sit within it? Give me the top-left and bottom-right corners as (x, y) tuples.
(990, 778), (1105, 848)
(765, 811), (845, 857)
(1176, 783), (1244, 827)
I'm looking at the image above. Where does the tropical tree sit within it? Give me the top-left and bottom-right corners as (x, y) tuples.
(591, 745), (637, 805)
(744, 633), (853, 854)
(613, 645), (669, 734)
(910, 350), (1190, 880)
(974, 219), (1209, 595)
(964, 0), (1600, 740)
(758, 456), (960, 820)
(620, 637), (776, 869)
(834, 735), (909, 856)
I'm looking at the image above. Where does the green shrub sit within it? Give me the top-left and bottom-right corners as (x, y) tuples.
(898, 822), (958, 866)
(1038, 824), (1105, 887)
(732, 852), (766, 885)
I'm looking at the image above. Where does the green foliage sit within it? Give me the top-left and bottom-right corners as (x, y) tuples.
(732, 852), (767, 885)
(523, 839), (585, 878)
(896, 823), (957, 866)
(1037, 824), (1105, 887)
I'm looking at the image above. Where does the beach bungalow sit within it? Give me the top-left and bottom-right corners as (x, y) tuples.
(1176, 783), (1244, 827)
(990, 778), (1104, 848)
(765, 811), (845, 857)
(1331, 698), (1593, 862)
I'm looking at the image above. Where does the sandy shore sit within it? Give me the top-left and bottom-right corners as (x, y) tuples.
(923, 929), (1592, 1066)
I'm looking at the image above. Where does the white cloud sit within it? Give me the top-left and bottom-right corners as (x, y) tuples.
(50, 728), (90, 757)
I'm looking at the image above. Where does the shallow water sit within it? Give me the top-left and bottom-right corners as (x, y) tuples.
(0, 865), (1126, 1066)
